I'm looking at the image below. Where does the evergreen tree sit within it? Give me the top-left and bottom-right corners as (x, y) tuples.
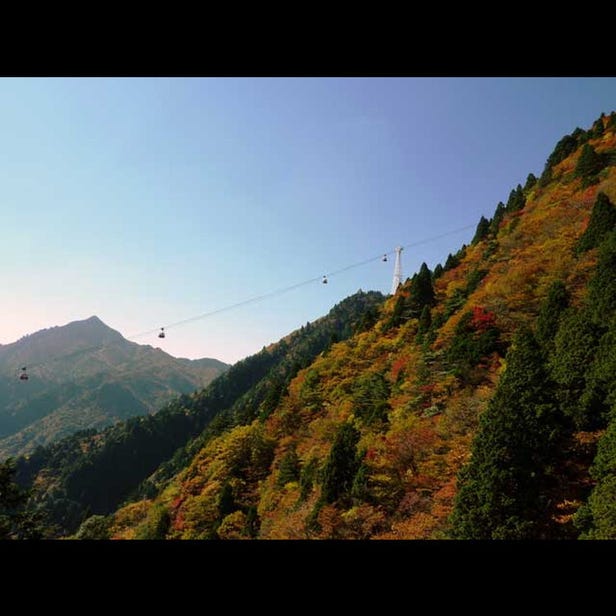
(535, 280), (569, 354)
(218, 482), (236, 518)
(0, 459), (45, 539)
(506, 184), (526, 212)
(472, 216), (491, 244)
(545, 134), (578, 169)
(538, 165), (553, 188)
(576, 192), (616, 254)
(418, 305), (432, 335)
(524, 173), (537, 192)
(444, 253), (455, 270)
(321, 423), (361, 505)
(549, 306), (603, 429)
(571, 126), (589, 146)
(490, 202), (506, 234)
(432, 263), (444, 280)
(352, 373), (390, 426)
(450, 328), (563, 539)
(591, 115), (605, 138)
(587, 229), (616, 322)
(407, 263), (435, 317)
(576, 416), (616, 539)
(575, 143), (604, 183)
(579, 316), (616, 428)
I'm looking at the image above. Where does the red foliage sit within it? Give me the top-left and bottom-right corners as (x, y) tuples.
(470, 306), (497, 332)
(391, 356), (408, 381)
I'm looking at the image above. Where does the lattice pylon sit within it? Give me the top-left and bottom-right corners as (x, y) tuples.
(391, 246), (403, 294)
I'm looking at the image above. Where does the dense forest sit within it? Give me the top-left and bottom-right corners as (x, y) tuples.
(11, 291), (383, 535)
(4, 111), (616, 540)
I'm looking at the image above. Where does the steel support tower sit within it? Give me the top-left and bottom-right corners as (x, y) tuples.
(391, 246), (403, 294)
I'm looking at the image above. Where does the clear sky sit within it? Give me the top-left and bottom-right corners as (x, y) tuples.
(1, 77), (615, 364)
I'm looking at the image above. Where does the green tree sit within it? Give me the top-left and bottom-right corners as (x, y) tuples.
(472, 216), (491, 244)
(321, 423), (361, 505)
(546, 134), (578, 169)
(576, 192), (616, 254)
(450, 328), (564, 539)
(407, 263), (435, 317)
(576, 416), (616, 539)
(0, 459), (45, 540)
(489, 201), (506, 234)
(417, 305), (432, 336)
(352, 372), (391, 427)
(432, 263), (444, 280)
(549, 306), (603, 429)
(579, 315), (616, 424)
(591, 115), (605, 138)
(587, 229), (616, 323)
(465, 268), (487, 295)
(535, 280), (569, 354)
(506, 184), (526, 212)
(218, 482), (236, 518)
(444, 253), (459, 271)
(446, 308), (500, 382)
(575, 143), (604, 184)
(524, 173), (537, 192)
(384, 294), (407, 331)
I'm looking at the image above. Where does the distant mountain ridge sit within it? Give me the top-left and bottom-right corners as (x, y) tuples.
(0, 316), (229, 459)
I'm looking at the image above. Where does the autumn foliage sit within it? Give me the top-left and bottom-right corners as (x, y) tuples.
(95, 112), (616, 541)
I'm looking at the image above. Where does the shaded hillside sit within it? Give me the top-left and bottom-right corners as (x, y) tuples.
(15, 291), (384, 534)
(0, 316), (228, 459)
(97, 112), (616, 540)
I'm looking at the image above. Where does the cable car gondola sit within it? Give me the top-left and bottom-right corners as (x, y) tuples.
(382, 254), (388, 262)
(19, 366), (29, 381)
(322, 275), (328, 284)
(158, 327), (166, 339)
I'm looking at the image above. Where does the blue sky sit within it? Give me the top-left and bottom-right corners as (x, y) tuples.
(1, 77), (615, 364)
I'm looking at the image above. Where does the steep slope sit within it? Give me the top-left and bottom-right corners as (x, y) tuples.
(15, 291), (384, 534)
(101, 112), (616, 540)
(0, 316), (228, 458)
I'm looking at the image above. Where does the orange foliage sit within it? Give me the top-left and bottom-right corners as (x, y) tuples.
(110, 130), (616, 540)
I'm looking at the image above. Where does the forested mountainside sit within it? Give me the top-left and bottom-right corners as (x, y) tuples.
(0, 316), (228, 459)
(13, 292), (384, 535)
(85, 111), (616, 540)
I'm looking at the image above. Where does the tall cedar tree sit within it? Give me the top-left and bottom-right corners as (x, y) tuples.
(587, 229), (616, 322)
(450, 328), (563, 539)
(505, 184), (525, 212)
(407, 263), (435, 317)
(575, 143), (604, 180)
(321, 422), (361, 505)
(472, 216), (491, 244)
(535, 280), (569, 355)
(489, 202), (506, 234)
(576, 192), (616, 254)
(524, 173), (537, 191)
(549, 306), (602, 430)
(577, 415), (616, 538)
